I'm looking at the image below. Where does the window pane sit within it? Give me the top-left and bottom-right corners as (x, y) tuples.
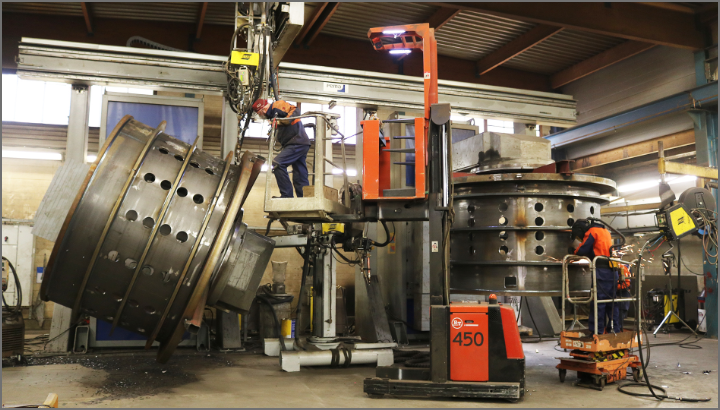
(42, 82), (71, 125)
(15, 78), (45, 123)
(2, 74), (18, 122)
(88, 86), (105, 127)
(487, 119), (514, 133)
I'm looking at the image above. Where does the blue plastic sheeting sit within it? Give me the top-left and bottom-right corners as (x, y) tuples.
(106, 101), (199, 144)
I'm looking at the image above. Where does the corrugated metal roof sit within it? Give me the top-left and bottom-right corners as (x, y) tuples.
(321, 2), (437, 41)
(503, 30), (626, 74)
(91, 2), (201, 24)
(3, 2), (83, 16)
(434, 10), (535, 61)
(3, 2), (642, 76)
(204, 2), (235, 26)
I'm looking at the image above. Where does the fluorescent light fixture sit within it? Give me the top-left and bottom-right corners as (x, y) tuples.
(617, 175), (698, 193)
(389, 49), (412, 55)
(382, 29), (406, 35)
(87, 155), (97, 162)
(2, 150), (62, 161)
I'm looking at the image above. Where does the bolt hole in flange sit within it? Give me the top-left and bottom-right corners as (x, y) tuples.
(177, 187), (188, 197)
(535, 231), (545, 241)
(190, 161), (200, 168)
(567, 218), (575, 226)
(125, 210), (138, 221)
(125, 258), (138, 270)
(174, 154), (184, 162)
(499, 216), (509, 226)
(590, 206), (595, 215)
(504, 276), (517, 288)
(176, 231), (189, 243)
(141, 265), (154, 276)
(158, 147), (169, 155)
(468, 218), (475, 227)
(499, 202), (508, 212)
(159, 224), (172, 236)
(469, 246), (475, 255)
(160, 180), (172, 190)
(535, 217), (544, 226)
(143, 173), (155, 183)
(107, 250), (120, 262)
(499, 245), (509, 256)
(143, 217), (155, 229)
(144, 306), (156, 315)
(534, 202), (544, 212)
(567, 203), (575, 212)
(205, 168), (214, 175)
(193, 194), (204, 204)
(535, 246), (545, 255)
(499, 231), (509, 241)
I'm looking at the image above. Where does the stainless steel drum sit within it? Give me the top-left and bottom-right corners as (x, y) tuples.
(450, 173), (617, 296)
(41, 116), (272, 363)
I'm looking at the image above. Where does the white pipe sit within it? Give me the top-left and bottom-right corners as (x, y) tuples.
(280, 348), (394, 372)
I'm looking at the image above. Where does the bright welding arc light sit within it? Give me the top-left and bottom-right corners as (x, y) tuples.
(382, 29), (406, 35)
(389, 49), (412, 55)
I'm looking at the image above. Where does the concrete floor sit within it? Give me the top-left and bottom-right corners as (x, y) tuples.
(2, 332), (717, 408)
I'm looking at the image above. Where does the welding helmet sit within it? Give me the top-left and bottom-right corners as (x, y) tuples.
(571, 219), (590, 242)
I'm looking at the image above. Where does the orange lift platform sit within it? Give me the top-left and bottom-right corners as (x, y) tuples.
(556, 329), (643, 390)
(557, 254), (644, 390)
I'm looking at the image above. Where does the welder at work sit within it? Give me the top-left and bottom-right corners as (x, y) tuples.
(252, 98), (311, 198)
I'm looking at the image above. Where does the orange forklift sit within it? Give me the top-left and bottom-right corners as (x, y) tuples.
(358, 23), (525, 402)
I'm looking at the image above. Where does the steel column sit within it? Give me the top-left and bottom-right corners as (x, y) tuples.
(66, 84), (91, 164)
(220, 97), (238, 161)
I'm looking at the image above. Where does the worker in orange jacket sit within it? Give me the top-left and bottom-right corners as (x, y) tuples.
(253, 99), (311, 198)
(617, 264), (632, 324)
(572, 220), (622, 334)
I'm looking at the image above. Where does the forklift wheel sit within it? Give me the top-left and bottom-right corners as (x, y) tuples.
(559, 368), (566, 383)
(632, 367), (643, 382)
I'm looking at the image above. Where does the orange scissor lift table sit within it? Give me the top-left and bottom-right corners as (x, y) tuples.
(556, 329), (643, 390)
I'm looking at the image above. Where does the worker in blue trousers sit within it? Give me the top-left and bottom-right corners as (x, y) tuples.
(252, 99), (312, 198)
(572, 219), (622, 334)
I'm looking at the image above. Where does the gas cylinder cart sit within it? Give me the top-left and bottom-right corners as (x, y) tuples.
(557, 255), (643, 390)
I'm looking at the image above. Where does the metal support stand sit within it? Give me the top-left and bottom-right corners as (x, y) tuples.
(568, 304), (585, 331)
(652, 309), (698, 336)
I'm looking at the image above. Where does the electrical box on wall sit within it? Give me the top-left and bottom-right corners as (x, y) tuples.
(1, 222), (35, 307)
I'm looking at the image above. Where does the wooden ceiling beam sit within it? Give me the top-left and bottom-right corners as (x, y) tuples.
(80, 2), (93, 35)
(476, 24), (563, 76)
(428, 2), (706, 50)
(195, 2), (208, 40)
(294, 2), (329, 46)
(571, 129), (695, 172)
(303, 2), (340, 47)
(551, 40), (655, 89)
(425, 7), (460, 31)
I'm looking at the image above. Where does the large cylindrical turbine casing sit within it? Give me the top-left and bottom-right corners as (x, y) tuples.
(450, 173), (616, 296)
(41, 116), (271, 362)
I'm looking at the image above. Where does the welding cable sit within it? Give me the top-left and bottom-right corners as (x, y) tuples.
(256, 284), (294, 352)
(2, 256), (22, 314)
(330, 236), (361, 265)
(618, 235), (711, 403)
(293, 240), (313, 348)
